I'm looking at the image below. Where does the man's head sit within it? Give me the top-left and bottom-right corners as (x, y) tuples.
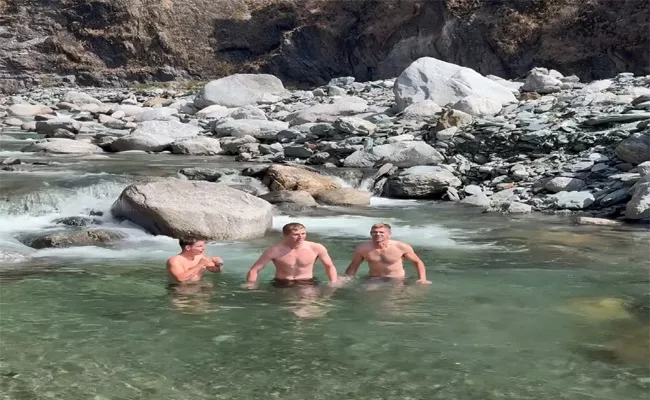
(282, 222), (306, 246)
(370, 222), (391, 243)
(178, 237), (205, 256)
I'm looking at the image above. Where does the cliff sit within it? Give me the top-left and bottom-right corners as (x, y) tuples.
(0, 0), (648, 93)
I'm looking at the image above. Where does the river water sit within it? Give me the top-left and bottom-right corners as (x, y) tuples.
(1, 128), (649, 400)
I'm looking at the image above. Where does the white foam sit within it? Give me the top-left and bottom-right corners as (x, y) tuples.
(272, 215), (492, 250)
(369, 197), (421, 207)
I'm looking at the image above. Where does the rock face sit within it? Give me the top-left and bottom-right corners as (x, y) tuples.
(111, 179), (273, 240)
(2, 1), (646, 92)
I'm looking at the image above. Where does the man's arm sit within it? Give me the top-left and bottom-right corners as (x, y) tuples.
(204, 255), (223, 272)
(401, 243), (431, 284)
(344, 246), (365, 277)
(315, 244), (338, 282)
(245, 247), (274, 283)
(167, 257), (207, 283)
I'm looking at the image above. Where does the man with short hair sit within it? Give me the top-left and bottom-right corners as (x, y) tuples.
(244, 222), (339, 288)
(166, 237), (223, 284)
(344, 222), (431, 284)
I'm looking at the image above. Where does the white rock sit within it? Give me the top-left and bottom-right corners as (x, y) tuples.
(7, 104), (53, 117)
(195, 105), (233, 119)
(402, 100), (442, 119)
(285, 96), (368, 126)
(170, 137), (223, 155)
(344, 141), (444, 168)
(193, 74), (287, 108)
(62, 91), (103, 106)
(522, 68), (562, 93)
(110, 178), (273, 240)
(393, 57), (517, 110)
(133, 107), (178, 122)
(212, 119), (289, 140)
(111, 120), (202, 152)
(21, 138), (104, 154)
(333, 117), (377, 136)
(452, 95), (502, 117)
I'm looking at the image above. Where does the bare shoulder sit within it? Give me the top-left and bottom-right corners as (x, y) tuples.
(166, 255), (182, 267)
(355, 241), (373, 253)
(392, 240), (414, 252)
(307, 241), (327, 252)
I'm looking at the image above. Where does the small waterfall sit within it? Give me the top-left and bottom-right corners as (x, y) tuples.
(0, 179), (131, 216)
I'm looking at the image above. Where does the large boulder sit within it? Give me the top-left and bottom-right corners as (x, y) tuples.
(22, 138), (104, 154)
(385, 166), (462, 198)
(193, 74), (287, 108)
(212, 118), (289, 140)
(393, 57), (517, 111)
(111, 178), (273, 240)
(313, 188), (371, 206)
(110, 120), (202, 152)
(616, 132), (650, 165)
(344, 141), (444, 168)
(261, 165), (340, 195)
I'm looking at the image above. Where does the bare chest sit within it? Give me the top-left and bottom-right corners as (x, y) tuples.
(274, 248), (318, 268)
(364, 248), (403, 264)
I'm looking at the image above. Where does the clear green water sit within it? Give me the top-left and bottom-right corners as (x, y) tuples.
(0, 132), (649, 399)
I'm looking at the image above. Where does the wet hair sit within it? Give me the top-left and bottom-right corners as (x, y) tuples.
(179, 237), (202, 248)
(371, 222), (392, 231)
(282, 222), (306, 235)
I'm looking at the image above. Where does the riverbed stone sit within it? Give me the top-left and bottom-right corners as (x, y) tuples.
(111, 178), (273, 240)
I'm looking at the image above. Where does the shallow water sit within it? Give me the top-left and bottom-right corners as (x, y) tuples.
(0, 132), (649, 399)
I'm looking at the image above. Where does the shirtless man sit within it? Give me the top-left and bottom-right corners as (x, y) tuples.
(244, 222), (338, 288)
(166, 237), (223, 284)
(344, 223), (431, 284)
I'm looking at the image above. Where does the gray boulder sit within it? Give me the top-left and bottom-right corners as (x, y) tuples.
(212, 118), (289, 140)
(385, 166), (462, 199)
(22, 138), (104, 154)
(111, 120), (202, 152)
(625, 181), (650, 219)
(344, 141), (444, 168)
(111, 178), (273, 240)
(259, 190), (317, 206)
(170, 137), (223, 155)
(193, 74), (287, 108)
(616, 132), (650, 165)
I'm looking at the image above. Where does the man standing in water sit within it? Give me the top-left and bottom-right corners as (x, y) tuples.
(244, 222), (338, 288)
(166, 238), (223, 284)
(344, 223), (431, 284)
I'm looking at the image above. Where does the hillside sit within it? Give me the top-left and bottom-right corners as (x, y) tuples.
(0, 0), (648, 92)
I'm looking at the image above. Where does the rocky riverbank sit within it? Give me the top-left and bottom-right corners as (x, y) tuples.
(2, 57), (649, 229)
